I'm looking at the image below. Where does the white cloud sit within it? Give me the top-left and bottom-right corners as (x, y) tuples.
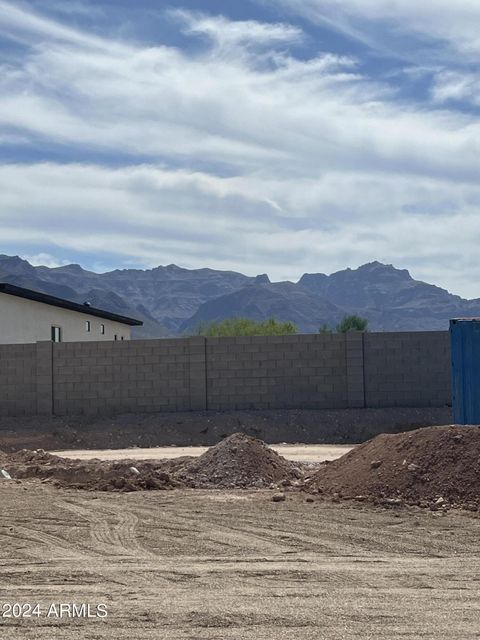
(270, 0), (480, 60)
(172, 9), (303, 51)
(32, 0), (103, 18)
(280, 0), (480, 56)
(0, 17), (478, 180)
(0, 0), (113, 49)
(2, 162), (480, 298)
(431, 70), (480, 106)
(21, 252), (70, 268)
(0, 2), (480, 298)
(0, 132), (30, 144)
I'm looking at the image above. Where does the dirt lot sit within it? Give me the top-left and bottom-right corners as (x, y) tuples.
(1, 482), (480, 639)
(51, 444), (354, 463)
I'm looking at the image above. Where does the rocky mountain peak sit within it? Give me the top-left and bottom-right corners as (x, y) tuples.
(0, 254), (36, 276)
(356, 261), (412, 279)
(0, 255), (478, 335)
(50, 263), (87, 274)
(253, 274), (270, 285)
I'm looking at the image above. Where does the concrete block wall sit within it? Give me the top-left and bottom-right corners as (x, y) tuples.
(0, 343), (37, 416)
(0, 331), (452, 416)
(363, 331), (451, 407)
(345, 332), (365, 408)
(52, 338), (194, 416)
(206, 334), (349, 411)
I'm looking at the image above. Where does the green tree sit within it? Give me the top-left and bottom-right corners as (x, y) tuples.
(195, 317), (297, 337)
(318, 324), (333, 334)
(335, 314), (368, 333)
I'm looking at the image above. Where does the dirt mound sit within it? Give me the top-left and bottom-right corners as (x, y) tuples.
(0, 449), (186, 492)
(0, 435), (300, 491)
(306, 425), (480, 509)
(8, 449), (64, 464)
(176, 432), (300, 488)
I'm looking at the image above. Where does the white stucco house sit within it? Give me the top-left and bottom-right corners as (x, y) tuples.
(0, 283), (143, 344)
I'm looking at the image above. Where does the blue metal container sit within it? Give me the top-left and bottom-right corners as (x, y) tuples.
(450, 318), (480, 424)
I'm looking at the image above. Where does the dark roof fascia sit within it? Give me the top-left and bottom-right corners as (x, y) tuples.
(0, 283), (143, 326)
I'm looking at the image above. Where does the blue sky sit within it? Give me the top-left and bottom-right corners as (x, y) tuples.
(1, 0), (480, 296)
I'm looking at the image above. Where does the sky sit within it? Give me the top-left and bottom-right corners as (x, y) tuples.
(1, 0), (480, 296)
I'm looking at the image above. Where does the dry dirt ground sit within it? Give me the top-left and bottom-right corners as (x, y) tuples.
(0, 407), (452, 451)
(1, 482), (480, 639)
(51, 444), (354, 463)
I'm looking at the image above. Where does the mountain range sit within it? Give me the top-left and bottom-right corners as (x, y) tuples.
(0, 254), (478, 337)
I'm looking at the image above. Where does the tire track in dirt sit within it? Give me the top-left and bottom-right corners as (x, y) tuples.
(59, 499), (154, 558)
(131, 505), (286, 556)
(140, 504), (363, 557)
(135, 495), (473, 560)
(0, 523), (90, 560)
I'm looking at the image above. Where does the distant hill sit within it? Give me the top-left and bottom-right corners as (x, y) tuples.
(0, 255), (168, 338)
(299, 261), (480, 331)
(181, 280), (344, 334)
(1, 255), (479, 337)
(0, 255), (254, 338)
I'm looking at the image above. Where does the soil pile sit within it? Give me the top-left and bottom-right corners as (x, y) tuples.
(176, 432), (300, 488)
(0, 435), (300, 491)
(0, 449), (183, 492)
(306, 425), (480, 509)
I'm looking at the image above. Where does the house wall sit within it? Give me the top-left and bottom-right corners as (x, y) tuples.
(0, 293), (131, 344)
(0, 332), (452, 416)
